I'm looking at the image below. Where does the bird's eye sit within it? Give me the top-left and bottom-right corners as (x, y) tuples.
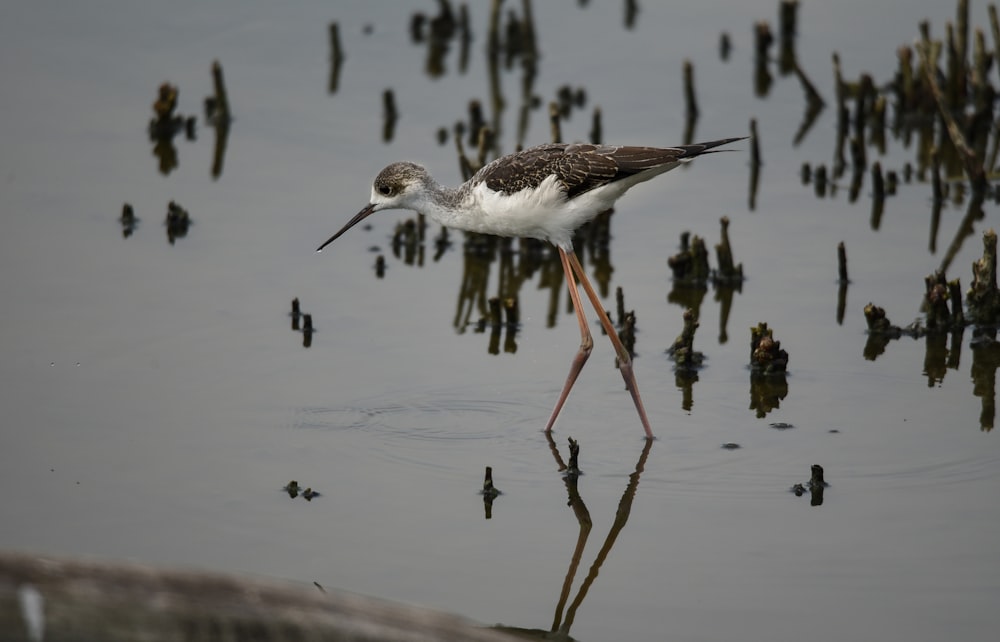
(378, 185), (392, 196)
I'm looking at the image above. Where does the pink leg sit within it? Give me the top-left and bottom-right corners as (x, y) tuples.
(566, 251), (654, 440)
(544, 248), (594, 433)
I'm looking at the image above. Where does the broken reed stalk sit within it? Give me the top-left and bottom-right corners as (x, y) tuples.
(750, 322), (788, 374)
(872, 161), (885, 201)
(897, 46), (916, 110)
(719, 32), (732, 60)
(329, 22), (344, 63)
(755, 21), (774, 59)
(683, 59), (699, 120)
(467, 100), (485, 147)
(549, 101), (562, 143)
(967, 228), (1000, 324)
(948, 278), (964, 327)
(793, 59), (826, 107)
(814, 164), (827, 197)
(667, 234), (710, 284)
(503, 297), (519, 327)
(565, 437), (580, 476)
(210, 61), (231, 123)
(956, 0), (970, 101)
(990, 5), (1000, 87)
(476, 125), (492, 169)
(924, 272), (953, 331)
(590, 107), (602, 145)
(810, 464), (826, 489)
(714, 216), (743, 283)
(945, 22), (962, 108)
(669, 308), (702, 369)
(453, 122), (475, 179)
(849, 136), (866, 171)
(482, 466), (500, 499)
(382, 89), (398, 142)
(779, 0), (798, 41)
(383, 89), (398, 122)
(488, 297), (502, 328)
(749, 119), (761, 166)
(931, 148), (943, 202)
(854, 74), (874, 140)
(916, 34), (986, 189)
(837, 242), (849, 284)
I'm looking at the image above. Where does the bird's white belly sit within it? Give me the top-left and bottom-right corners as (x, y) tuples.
(460, 177), (608, 248)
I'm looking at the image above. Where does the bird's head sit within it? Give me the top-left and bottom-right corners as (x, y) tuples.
(317, 162), (430, 252)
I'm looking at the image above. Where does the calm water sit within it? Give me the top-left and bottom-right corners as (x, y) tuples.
(1, 1), (998, 640)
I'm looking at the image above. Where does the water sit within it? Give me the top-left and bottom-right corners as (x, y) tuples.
(1, 1), (998, 640)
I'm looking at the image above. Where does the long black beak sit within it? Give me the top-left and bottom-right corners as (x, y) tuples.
(316, 203), (377, 252)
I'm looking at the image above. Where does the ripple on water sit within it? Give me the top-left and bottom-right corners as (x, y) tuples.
(291, 382), (549, 442)
(287, 382), (699, 482)
(842, 450), (1000, 491)
(290, 383), (559, 477)
(638, 441), (1000, 502)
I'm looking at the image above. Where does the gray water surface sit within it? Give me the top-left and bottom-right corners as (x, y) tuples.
(1, 1), (997, 641)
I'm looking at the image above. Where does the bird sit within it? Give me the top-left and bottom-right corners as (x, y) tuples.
(317, 137), (745, 439)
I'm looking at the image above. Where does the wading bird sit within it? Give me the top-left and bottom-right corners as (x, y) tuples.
(318, 137), (744, 439)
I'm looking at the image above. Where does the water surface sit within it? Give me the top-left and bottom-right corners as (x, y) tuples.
(1, 1), (997, 641)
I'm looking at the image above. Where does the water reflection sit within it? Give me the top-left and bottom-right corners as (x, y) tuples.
(749, 372), (789, 418)
(751, 5), (825, 145)
(146, 63), (231, 180)
(667, 309), (703, 412)
(789, 464), (827, 507)
(666, 219), (744, 345)
(289, 297), (316, 349)
(491, 434), (652, 640)
(399, 0), (542, 155)
(378, 192), (746, 415)
(148, 82), (194, 176)
(795, 23), (996, 277)
(119, 203), (137, 238)
(749, 2), (1000, 434)
(328, 22), (344, 94)
(864, 290), (1000, 432)
(971, 329), (1000, 431)
(452, 229), (619, 357)
(408, 0), (469, 79)
(205, 61), (233, 180)
(749, 322), (789, 417)
(480, 466), (501, 519)
(382, 90), (399, 143)
(165, 200), (191, 244)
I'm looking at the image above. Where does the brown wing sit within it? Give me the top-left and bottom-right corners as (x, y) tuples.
(476, 138), (743, 199)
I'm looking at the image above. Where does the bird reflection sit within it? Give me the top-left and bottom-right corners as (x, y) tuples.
(490, 434), (653, 640)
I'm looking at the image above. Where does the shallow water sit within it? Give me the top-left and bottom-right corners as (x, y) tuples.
(1, 1), (998, 640)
